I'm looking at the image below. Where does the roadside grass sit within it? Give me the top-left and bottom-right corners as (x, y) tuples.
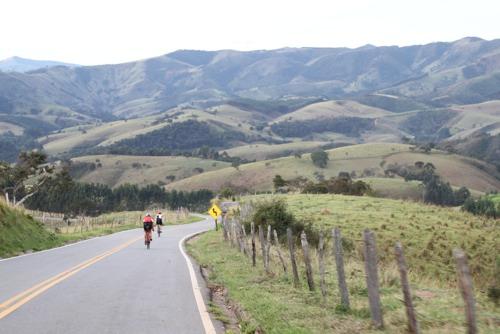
(189, 230), (499, 334)
(57, 223), (139, 243)
(188, 194), (499, 333)
(45, 210), (201, 241)
(1, 206), (202, 258)
(0, 201), (61, 258)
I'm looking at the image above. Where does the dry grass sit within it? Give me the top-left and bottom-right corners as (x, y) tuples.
(72, 154), (230, 187)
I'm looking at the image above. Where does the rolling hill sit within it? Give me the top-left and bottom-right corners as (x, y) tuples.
(70, 155), (231, 188)
(165, 143), (500, 194)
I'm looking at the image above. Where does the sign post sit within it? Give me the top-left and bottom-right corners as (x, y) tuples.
(208, 204), (222, 231)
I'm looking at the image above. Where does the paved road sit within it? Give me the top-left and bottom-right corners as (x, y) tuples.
(0, 217), (221, 334)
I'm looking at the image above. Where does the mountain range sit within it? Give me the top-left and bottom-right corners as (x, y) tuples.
(0, 37), (499, 172)
(1, 37), (500, 123)
(0, 56), (77, 73)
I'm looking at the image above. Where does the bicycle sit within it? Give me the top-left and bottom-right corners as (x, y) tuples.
(145, 229), (153, 249)
(157, 225), (162, 237)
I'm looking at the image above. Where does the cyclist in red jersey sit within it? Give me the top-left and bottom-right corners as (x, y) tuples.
(143, 213), (154, 245)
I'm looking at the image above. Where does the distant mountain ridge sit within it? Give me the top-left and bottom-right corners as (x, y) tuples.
(0, 56), (78, 73)
(0, 37), (500, 144)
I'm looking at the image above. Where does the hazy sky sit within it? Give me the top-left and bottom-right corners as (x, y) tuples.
(1, 0), (499, 65)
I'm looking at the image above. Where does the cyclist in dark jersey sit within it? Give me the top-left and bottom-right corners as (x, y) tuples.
(156, 211), (163, 236)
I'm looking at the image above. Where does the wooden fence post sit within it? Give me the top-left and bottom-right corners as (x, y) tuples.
(237, 222), (245, 254)
(363, 229), (383, 329)
(453, 249), (477, 334)
(273, 229), (287, 274)
(287, 228), (300, 287)
(230, 220), (235, 247)
(258, 225), (269, 273)
(395, 242), (420, 334)
(251, 222), (256, 267)
(241, 224), (250, 257)
(318, 232), (327, 299)
(265, 225), (272, 270)
(301, 231), (315, 291)
(333, 228), (350, 309)
(222, 216), (229, 242)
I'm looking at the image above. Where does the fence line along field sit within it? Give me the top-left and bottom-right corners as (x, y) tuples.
(26, 207), (195, 236)
(188, 194), (499, 333)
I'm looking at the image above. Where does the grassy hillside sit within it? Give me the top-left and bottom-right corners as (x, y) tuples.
(40, 116), (160, 155)
(251, 194), (498, 285)
(446, 100), (500, 140)
(274, 100), (391, 122)
(221, 141), (328, 161)
(71, 155), (231, 188)
(39, 104), (281, 156)
(167, 143), (500, 194)
(189, 194), (499, 333)
(0, 201), (60, 258)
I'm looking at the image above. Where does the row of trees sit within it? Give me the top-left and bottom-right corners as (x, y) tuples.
(271, 117), (374, 138)
(26, 169), (213, 216)
(462, 196), (499, 219)
(0, 151), (213, 215)
(273, 173), (371, 196)
(385, 161), (471, 206)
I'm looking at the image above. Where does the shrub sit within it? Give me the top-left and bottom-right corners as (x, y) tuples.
(273, 175), (286, 190)
(248, 198), (318, 245)
(220, 187), (235, 199)
(311, 150), (329, 168)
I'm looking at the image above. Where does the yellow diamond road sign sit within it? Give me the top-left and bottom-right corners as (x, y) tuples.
(208, 204), (222, 218)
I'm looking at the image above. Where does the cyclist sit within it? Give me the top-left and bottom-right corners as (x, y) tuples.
(143, 213), (154, 246)
(156, 211), (163, 236)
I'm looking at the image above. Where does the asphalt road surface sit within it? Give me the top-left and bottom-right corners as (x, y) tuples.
(0, 217), (221, 334)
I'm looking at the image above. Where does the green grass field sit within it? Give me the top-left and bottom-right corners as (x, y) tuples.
(188, 194), (499, 333)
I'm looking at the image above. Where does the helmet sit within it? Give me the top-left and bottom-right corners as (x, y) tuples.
(146, 213), (151, 217)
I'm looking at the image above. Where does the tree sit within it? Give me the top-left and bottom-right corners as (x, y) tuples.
(231, 160), (241, 170)
(273, 175), (286, 190)
(311, 150), (329, 168)
(219, 187), (235, 199)
(0, 151), (53, 206)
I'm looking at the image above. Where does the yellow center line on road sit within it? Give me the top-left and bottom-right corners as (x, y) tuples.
(0, 236), (142, 320)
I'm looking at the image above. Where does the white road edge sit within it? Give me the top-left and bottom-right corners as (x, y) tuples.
(178, 230), (217, 334)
